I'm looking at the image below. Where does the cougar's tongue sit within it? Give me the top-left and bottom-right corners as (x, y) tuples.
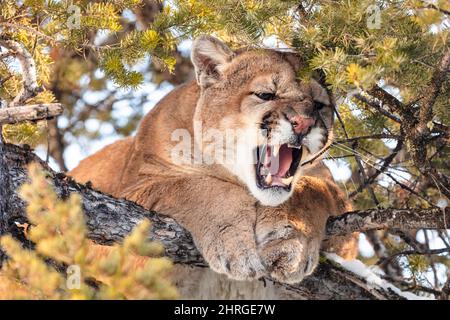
(265, 144), (293, 179)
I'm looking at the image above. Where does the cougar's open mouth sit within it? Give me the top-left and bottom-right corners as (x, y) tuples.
(255, 144), (302, 191)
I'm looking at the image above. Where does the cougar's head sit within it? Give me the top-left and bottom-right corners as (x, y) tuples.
(191, 35), (334, 206)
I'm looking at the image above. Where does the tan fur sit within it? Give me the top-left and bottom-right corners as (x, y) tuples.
(69, 36), (357, 298)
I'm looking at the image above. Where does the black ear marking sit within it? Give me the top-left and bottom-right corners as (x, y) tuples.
(309, 79), (331, 106)
(280, 51), (303, 73)
(195, 56), (219, 80)
(315, 101), (327, 110)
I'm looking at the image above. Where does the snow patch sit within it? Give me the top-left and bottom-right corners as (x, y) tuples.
(325, 253), (433, 300)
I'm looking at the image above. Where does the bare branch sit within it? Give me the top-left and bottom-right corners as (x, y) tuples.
(418, 50), (450, 133)
(441, 273), (450, 300)
(0, 51), (13, 60)
(326, 207), (449, 236)
(0, 140), (9, 263)
(0, 39), (43, 106)
(353, 93), (401, 123)
(364, 53), (449, 177)
(0, 103), (63, 125)
(377, 247), (450, 279)
(368, 85), (410, 118)
(385, 173), (437, 208)
(334, 134), (402, 144)
(417, 4), (450, 16)
(381, 274), (443, 297)
(380, 248), (450, 262)
(349, 137), (404, 198)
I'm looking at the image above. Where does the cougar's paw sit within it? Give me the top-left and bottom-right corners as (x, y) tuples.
(201, 234), (266, 281)
(258, 236), (320, 284)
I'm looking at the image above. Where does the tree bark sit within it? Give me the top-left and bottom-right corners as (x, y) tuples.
(46, 117), (68, 172)
(2, 143), (443, 299)
(0, 103), (63, 125)
(0, 141), (10, 264)
(326, 207), (449, 236)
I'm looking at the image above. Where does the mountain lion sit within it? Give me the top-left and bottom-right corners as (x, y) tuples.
(69, 35), (357, 298)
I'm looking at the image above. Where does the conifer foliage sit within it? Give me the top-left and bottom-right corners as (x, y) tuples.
(0, 163), (177, 299)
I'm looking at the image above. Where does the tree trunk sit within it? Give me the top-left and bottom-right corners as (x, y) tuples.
(0, 141), (10, 264)
(46, 118), (68, 172)
(1, 143), (440, 299)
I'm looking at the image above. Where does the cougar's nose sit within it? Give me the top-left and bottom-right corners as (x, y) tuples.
(289, 116), (315, 135)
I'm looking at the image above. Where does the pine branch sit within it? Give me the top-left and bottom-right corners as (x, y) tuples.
(0, 23), (57, 45)
(0, 22), (111, 51)
(0, 103), (63, 125)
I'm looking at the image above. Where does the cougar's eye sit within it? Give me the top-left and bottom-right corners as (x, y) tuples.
(254, 92), (276, 101)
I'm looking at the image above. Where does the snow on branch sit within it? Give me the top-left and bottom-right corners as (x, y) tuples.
(325, 253), (428, 300)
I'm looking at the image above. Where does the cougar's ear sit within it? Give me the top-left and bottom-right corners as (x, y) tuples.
(309, 79), (331, 106)
(191, 35), (235, 87)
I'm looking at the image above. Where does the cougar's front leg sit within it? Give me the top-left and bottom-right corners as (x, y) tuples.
(255, 177), (335, 284)
(129, 175), (265, 281)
